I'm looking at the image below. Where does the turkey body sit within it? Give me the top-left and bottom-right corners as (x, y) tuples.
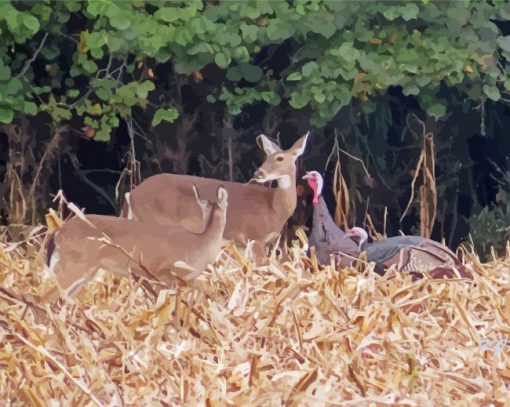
(364, 235), (473, 279)
(308, 196), (358, 266)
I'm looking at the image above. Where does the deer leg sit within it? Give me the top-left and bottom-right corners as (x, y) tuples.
(62, 267), (100, 299)
(251, 241), (268, 264)
(40, 251), (95, 303)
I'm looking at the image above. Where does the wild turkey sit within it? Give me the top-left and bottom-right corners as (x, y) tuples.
(302, 171), (358, 266)
(303, 170), (472, 279)
(344, 227), (473, 279)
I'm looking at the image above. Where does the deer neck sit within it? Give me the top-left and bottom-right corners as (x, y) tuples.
(272, 167), (297, 221)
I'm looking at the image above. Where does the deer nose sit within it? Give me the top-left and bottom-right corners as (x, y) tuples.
(254, 168), (267, 179)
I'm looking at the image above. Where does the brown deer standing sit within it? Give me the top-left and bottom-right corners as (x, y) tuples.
(41, 185), (228, 304)
(121, 132), (310, 261)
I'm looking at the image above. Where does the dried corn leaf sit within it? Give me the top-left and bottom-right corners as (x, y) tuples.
(0, 229), (508, 406)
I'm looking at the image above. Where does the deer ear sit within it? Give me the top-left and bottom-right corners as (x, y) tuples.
(217, 185), (228, 202)
(290, 131), (310, 157)
(192, 184), (200, 201)
(257, 134), (281, 155)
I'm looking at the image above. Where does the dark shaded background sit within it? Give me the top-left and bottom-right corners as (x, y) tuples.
(1, 17), (509, 258)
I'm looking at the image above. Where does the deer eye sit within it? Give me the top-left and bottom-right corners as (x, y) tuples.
(276, 155), (284, 162)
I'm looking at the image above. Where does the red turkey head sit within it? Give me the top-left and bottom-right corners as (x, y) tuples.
(302, 171), (324, 205)
(344, 227), (368, 251)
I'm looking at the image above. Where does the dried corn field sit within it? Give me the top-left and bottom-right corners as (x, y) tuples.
(0, 224), (509, 407)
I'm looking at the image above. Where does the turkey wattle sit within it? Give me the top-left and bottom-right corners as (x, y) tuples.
(302, 171), (359, 266)
(344, 227), (473, 279)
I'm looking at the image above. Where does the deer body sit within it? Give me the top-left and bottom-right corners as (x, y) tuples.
(121, 133), (309, 259)
(124, 174), (294, 243)
(42, 186), (228, 303)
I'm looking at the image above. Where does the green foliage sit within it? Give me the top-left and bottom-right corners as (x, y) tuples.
(152, 108), (179, 127)
(469, 191), (510, 256)
(0, 0), (508, 136)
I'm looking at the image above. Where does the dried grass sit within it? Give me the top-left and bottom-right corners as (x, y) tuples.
(400, 117), (438, 240)
(0, 224), (509, 406)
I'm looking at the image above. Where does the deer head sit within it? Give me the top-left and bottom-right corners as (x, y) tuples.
(252, 131), (310, 185)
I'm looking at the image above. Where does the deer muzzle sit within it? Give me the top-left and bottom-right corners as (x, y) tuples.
(253, 168), (267, 179)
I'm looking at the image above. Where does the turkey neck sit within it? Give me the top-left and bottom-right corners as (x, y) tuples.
(313, 195), (348, 238)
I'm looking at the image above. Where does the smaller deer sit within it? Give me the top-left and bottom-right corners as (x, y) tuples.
(41, 185), (228, 303)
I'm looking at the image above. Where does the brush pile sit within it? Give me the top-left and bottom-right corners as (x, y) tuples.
(0, 225), (509, 406)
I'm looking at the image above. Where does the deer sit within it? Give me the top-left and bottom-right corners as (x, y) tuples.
(40, 184), (228, 304)
(120, 131), (310, 261)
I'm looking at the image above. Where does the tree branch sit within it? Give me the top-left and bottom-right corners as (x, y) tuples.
(68, 153), (117, 210)
(17, 32), (49, 79)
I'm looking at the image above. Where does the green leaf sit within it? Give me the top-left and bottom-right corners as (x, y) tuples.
(402, 84), (420, 96)
(286, 72), (302, 81)
(136, 81), (155, 98)
(87, 32), (106, 50)
(82, 60), (98, 74)
(240, 6), (260, 19)
(64, 1), (82, 12)
(0, 65), (12, 81)
(420, 96), (447, 119)
(156, 7), (186, 23)
(289, 92), (309, 109)
(382, 7), (400, 21)
(94, 126), (111, 142)
(240, 23), (258, 43)
(226, 66), (243, 82)
(87, 1), (108, 16)
(109, 115), (119, 127)
(497, 36), (510, 59)
(401, 3), (420, 21)
(95, 88), (111, 101)
(67, 89), (79, 98)
(188, 42), (210, 55)
(329, 42), (360, 63)
(427, 103), (446, 118)
(215, 52), (231, 69)
(483, 84), (500, 101)
(240, 63), (263, 83)
(0, 108), (14, 124)
(260, 91), (281, 105)
(314, 92), (326, 103)
(23, 101), (38, 115)
(110, 15), (131, 30)
(267, 20), (295, 41)
(87, 103), (102, 116)
(23, 14), (40, 34)
(232, 46), (250, 62)
(302, 61), (319, 77)
(107, 36), (124, 53)
(152, 108), (179, 126)
(116, 84), (138, 106)
(90, 46), (104, 59)
(41, 45), (60, 60)
(6, 79), (22, 95)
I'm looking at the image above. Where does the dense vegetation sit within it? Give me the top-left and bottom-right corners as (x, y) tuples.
(0, 0), (509, 255)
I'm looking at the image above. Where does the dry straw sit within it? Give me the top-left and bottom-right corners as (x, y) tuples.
(0, 214), (509, 406)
